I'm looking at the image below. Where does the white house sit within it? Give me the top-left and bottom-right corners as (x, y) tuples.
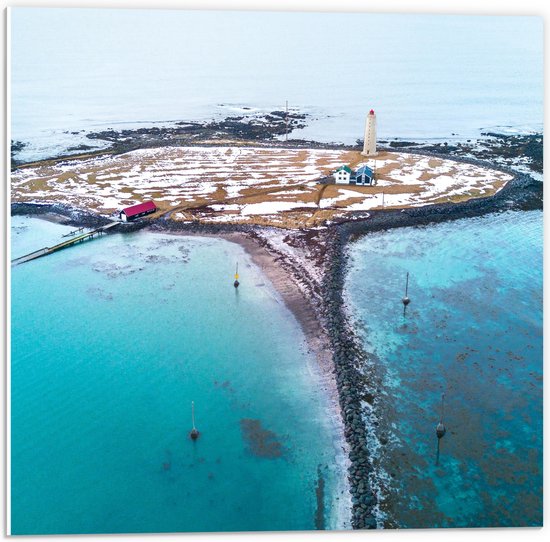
(333, 164), (375, 186)
(334, 165), (353, 184)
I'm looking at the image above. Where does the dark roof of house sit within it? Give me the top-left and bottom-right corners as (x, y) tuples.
(336, 165), (353, 174)
(122, 201), (157, 217)
(356, 165), (374, 176)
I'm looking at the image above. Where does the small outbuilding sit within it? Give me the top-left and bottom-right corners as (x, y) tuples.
(334, 165), (353, 184)
(119, 201), (157, 221)
(355, 165), (374, 186)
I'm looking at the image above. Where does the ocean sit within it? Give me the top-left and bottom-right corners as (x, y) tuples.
(10, 217), (347, 534)
(9, 9), (543, 162)
(345, 210), (543, 528)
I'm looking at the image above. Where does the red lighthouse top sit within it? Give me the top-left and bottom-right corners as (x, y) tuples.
(369, 109), (375, 115)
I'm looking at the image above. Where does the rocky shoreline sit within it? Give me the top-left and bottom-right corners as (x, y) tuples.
(11, 110), (348, 170)
(10, 152), (542, 529)
(316, 171), (541, 529)
(380, 132), (543, 176)
(11, 109), (542, 180)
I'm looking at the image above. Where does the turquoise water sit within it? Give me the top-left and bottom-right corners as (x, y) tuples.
(345, 210), (543, 528)
(10, 217), (346, 534)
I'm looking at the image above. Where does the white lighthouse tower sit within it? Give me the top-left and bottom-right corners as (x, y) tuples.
(362, 109), (377, 157)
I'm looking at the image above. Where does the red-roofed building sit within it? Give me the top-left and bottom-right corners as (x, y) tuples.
(119, 201), (157, 221)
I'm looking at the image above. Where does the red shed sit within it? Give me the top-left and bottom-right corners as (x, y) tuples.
(119, 201), (157, 221)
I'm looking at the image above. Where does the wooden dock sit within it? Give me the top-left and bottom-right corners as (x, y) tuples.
(11, 222), (120, 266)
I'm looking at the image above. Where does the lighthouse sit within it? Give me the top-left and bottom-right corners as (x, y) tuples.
(362, 109), (377, 157)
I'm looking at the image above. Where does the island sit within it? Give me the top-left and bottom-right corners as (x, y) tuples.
(10, 111), (543, 530)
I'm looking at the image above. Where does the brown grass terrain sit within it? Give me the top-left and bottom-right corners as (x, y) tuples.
(11, 147), (512, 229)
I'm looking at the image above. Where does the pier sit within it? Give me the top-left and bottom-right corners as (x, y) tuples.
(11, 222), (119, 266)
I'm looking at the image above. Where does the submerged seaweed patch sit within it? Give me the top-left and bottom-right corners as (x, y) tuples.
(240, 418), (286, 459)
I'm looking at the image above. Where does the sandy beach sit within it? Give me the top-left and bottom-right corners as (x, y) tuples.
(221, 230), (353, 529)
(140, 225), (355, 529)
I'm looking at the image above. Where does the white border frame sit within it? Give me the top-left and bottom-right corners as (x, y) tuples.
(2, 2), (547, 542)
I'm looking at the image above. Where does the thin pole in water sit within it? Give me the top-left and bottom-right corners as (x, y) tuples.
(402, 272), (411, 316)
(435, 393), (447, 465)
(285, 100), (289, 142)
(190, 401), (199, 440)
(234, 262), (240, 288)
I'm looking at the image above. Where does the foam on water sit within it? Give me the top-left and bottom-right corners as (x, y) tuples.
(345, 210), (542, 528)
(10, 217), (348, 534)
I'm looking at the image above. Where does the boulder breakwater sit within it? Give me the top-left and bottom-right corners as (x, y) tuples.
(313, 164), (541, 528)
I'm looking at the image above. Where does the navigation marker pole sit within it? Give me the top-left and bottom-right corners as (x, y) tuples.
(435, 393), (447, 465)
(285, 100), (289, 142)
(234, 262), (240, 288)
(190, 401), (200, 441)
(402, 272), (411, 316)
